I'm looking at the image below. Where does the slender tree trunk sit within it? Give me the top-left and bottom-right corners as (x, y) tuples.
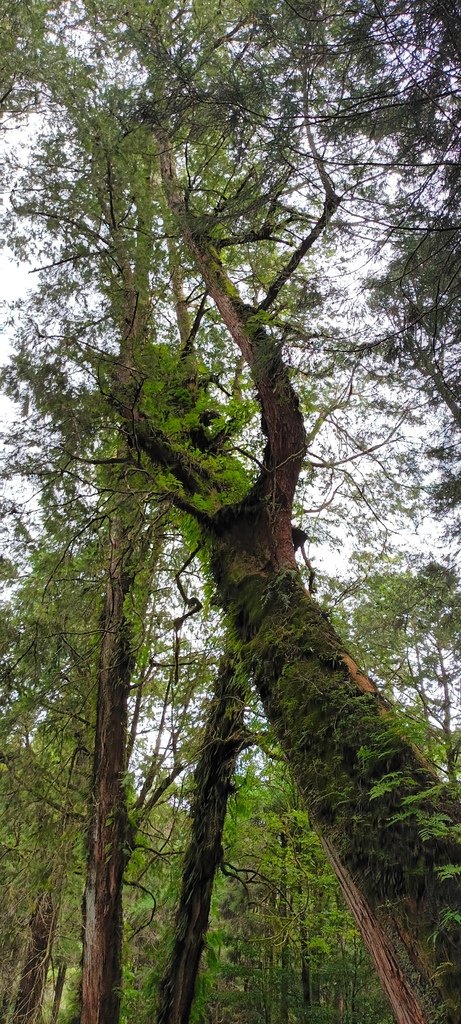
(262, 943), (273, 1024)
(156, 663), (246, 1024)
(0, 996), (9, 1024)
(0, 930), (23, 1024)
(79, 193), (157, 1023)
(80, 516), (134, 1024)
(50, 961), (67, 1024)
(299, 918), (311, 1014)
(13, 892), (56, 1024)
(279, 832), (289, 1024)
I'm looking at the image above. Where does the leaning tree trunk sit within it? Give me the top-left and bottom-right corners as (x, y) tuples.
(80, 515), (134, 1024)
(209, 522), (461, 1024)
(13, 892), (56, 1024)
(134, 126), (461, 1024)
(156, 662), (247, 1024)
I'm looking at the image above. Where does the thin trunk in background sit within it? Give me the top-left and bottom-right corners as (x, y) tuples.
(299, 917), (311, 1015)
(50, 961), (67, 1024)
(156, 662), (247, 1024)
(13, 892), (56, 1024)
(279, 832), (289, 1024)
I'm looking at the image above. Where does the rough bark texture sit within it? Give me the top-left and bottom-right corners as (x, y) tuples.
(80, 517), (134, 1024)
(322, 837), (427, 1024)
(156, 664), (246, 1024)
(13, 892), (56, 1024)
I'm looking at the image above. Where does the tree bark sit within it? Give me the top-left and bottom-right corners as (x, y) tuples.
(13, 892), (56, 1024)
(80, 516), (134, 1024)
(156, 663), (246, 1024)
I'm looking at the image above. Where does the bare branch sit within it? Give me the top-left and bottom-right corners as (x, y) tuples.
(257, 195), (340, 312)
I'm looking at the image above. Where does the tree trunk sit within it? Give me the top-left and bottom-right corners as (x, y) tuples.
(156, 663), (246, 1024)
(80, 516), (134, 1024)
(0, 930), (23, 1024)
(13, 892), (56, 1023)
(299, 918), (311, 1014)
(262, 943), (274, 1024)
(51, 961), (67, 1024)
(279, 832), (289, 1024)
(211, 536), (461, 1024)
(79, 181), (157, 1024)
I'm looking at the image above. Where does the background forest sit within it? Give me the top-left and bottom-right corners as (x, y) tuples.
(1, 2), (461, 1023)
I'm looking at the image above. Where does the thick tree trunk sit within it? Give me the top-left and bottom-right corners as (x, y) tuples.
(156, 664), (246, 1024)
(80, 517), (134, 1024)
(13, 892), (56, 1024)
(323, 836), (426, 1024)
(79, 196), (157, 1024)
(210, 534), (461, 1024)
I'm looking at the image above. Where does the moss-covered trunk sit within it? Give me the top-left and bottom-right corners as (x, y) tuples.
(211, 527), (461, 1024)
(156, 663), (246, 1024)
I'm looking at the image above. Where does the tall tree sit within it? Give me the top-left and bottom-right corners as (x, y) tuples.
(2, 3), (461, 1022)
